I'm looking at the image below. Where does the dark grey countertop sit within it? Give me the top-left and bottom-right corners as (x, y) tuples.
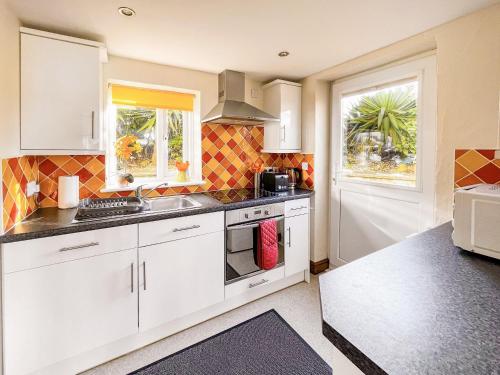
(319, 223), (500, 375)
(0, 189), (313, 243)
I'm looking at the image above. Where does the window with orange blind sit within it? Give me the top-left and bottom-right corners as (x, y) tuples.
(106, 83), (200, 187)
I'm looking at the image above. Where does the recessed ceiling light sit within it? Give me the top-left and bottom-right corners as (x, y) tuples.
(278, 51), (290, 57)
(118, 7), (136, 17)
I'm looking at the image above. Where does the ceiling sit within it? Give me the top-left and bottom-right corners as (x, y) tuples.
(7, 0), (498, 81)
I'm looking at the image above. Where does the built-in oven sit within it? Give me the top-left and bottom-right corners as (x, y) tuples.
(225, 203), (285, 284)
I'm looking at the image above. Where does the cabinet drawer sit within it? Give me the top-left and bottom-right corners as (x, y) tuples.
(285, 198), (310, 217)
(139, 211), (224, 247)
(2, 225), (138, 273)
(225, 266), (285, 300)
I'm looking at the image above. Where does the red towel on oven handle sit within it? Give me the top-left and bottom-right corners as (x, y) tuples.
(257, 219), (279, 270)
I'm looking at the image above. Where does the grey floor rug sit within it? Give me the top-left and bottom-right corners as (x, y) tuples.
(129, 309), (332, 375)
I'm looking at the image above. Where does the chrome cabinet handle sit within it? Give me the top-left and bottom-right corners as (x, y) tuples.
(91, 110), (95, 139)
(249, 279), (269, 288)
(143, 261), (147, 291)
(130, 263), (134, 294)
(227, 216), (285, 231)
(287, 227), (292, 247)
(290, 206), (308, 211)
(59, 242), (99, 252)
(173, 225), (200, 232)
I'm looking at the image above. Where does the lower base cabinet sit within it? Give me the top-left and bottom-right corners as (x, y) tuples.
(138, 230), (225, 332)
(3, 248), (138, 375)
(284, 213), (310, 277)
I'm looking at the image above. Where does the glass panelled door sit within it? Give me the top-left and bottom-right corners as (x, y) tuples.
(330, 55), (437, 266)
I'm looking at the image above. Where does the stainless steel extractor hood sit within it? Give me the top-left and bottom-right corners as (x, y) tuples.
(202, 70), (279, 126)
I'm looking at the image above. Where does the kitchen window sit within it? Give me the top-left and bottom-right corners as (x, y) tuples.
(106, 82), (202, 189)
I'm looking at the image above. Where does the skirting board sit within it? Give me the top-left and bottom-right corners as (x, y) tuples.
(32, 270), (307, 375)
(310, 259), (329, 274)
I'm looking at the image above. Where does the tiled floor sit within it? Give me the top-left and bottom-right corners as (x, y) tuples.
(82, 275), (363, 375)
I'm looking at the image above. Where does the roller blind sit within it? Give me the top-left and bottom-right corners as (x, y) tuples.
(111, 84), (195, 111)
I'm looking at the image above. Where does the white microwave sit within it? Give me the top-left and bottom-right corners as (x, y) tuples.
(452, 184), (500, 260)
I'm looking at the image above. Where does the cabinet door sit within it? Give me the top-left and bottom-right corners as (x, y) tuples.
(281, 84), (302, 150)
(3, 249), (138, 375)
(285, 214), (310, 277)
(139, 231), (224, 332)
(21, 33), (101, 151)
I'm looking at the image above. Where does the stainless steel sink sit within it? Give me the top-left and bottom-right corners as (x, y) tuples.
(143, 195), (202, 213)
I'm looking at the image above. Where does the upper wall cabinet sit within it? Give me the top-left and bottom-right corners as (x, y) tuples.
(20, 28), (107, 154)
(262, 80), (302, 153)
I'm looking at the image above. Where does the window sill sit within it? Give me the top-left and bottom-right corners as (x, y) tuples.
(101, 180), (206, 193)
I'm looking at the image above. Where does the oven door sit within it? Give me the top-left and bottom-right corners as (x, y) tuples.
(225, 216), (285, 284)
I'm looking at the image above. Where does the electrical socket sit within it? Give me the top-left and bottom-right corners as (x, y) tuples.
(26, 181), (40, 197)
(301, 162), (309, 171)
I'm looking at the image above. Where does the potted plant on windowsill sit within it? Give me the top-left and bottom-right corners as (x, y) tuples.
(115, 134), (142, 186)
(175, 161), (190, 182)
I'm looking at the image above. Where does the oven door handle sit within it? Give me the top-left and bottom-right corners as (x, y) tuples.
(227, 216), (285, 231)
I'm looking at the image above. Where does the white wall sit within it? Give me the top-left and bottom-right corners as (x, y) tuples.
(0, 0), (20, 159)
(302, 4), (500, 262)
(0, 0), (20, 234)
(103, 56), (264, 118)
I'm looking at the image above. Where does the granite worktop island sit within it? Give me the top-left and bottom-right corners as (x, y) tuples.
(319, 223), (499, 375)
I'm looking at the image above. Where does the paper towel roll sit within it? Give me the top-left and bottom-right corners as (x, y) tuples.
(58, 176), (80, 209)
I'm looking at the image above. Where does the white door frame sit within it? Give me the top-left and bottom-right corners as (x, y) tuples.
(329, 54), (437, 267)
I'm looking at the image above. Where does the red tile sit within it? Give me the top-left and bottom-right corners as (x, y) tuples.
(476, 150), (495, 160)
(207, 172), (219, 183)
(39, 159), (59, 176)
(227, 164), (237, 174)
(456, 174), (482, 187)
(207, 131), (219, 142)
(73, 155), (93, 166)
(7, 157), (18, 172)
(75, 167), (93, 183)
(474, 162), (500, 184)
(9, 204), (17, 222)
(455, 149), (468, 158)
(227, 139), (237, 149)
(214, 152), (225, 162)
(202, 152), (212, 163)
(97, 155), (106, 164)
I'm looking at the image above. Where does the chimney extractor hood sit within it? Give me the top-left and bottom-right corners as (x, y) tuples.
(202, 70), (279, 126)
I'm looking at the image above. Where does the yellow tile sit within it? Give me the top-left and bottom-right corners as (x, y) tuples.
(85, 157), (105, 175)
(456, 150), (489, 172)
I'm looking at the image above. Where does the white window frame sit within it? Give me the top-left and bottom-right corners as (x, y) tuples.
(104, 80), (202, 191)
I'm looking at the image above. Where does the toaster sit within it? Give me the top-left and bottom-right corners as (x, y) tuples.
(452, 184), (500, 259)
(261, 172), (289, 192)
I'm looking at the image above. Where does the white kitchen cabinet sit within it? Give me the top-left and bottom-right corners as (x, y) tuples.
(3, 248), (138, 375)
(262, 79), (302, 153)
(285, 199), (310, 277)
(20, 28), (106, 153)
(139, 230), (225, 332)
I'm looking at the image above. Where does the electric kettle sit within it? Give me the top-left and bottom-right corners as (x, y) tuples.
(284, 168), (301, 189)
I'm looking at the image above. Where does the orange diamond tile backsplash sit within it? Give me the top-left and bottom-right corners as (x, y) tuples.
(2, 124), (314, 230)
(454, 149), (500, 187)
(2, 156), (38, 232)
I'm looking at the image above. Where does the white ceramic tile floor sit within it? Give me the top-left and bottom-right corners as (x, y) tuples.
(81, 275), (363, 375)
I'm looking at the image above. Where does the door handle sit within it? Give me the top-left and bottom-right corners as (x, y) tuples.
(173, 224), (200, 232)
(249, 279), (269, 288)
(143, 261), (147, 291)
(90, 110), (95, 139)
(59, 242), (99, 252)
(287, 227), (292, 247)
(130, 263), (134, 293)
